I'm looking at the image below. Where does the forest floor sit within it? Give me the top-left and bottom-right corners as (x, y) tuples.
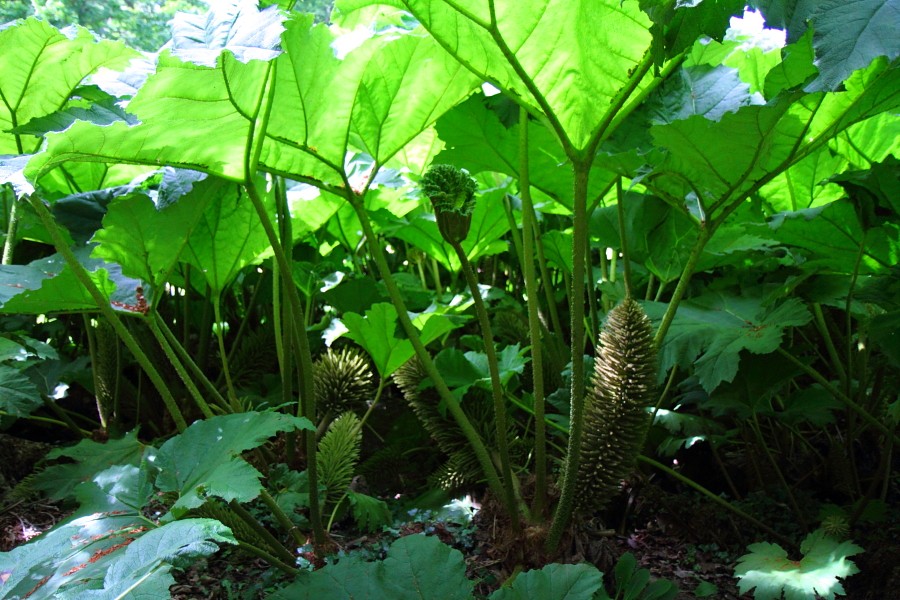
(1, 434), (897, 599)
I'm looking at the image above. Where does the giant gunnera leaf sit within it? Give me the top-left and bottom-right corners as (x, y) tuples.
(489, 563), (605, 600)
(735, 529), (863, 599)
(642, 292), (812, 392)
(271, 534), (473, 600)
(154, 411), (314, 517)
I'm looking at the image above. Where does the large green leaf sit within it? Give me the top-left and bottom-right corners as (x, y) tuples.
(27, 51), (271, 182)
(645, 64), (761, 125)
(643, 293), (812, 392)
(643, 52), (899, 220)
(0, 18), (138, 155)
(764, 199), (898, 275)
(265, 15), (479, 184)
(806, 0), (900, 92)
(169, 0), (285, 67)
(350, 29), (480, 163)
(489, 563), (604, 600)
(434, 344), (527, 396)
(24, 2), (291, 183)
(648, 101), (804, 213)
(829, 112), (900, 168)
(154, 411), (314, 517)
(181, 177), (275, 296)
(30, 429), (147, 500)
(91, 177), (214, 288)
(432, 96), (618, 210)
(0, 363), (41, 419)
(0, 247), (142, 315)
(0, 491), (147, 598)
(65, 519), (236, 600)
(271, 534), (473, 600)
(342, 302), (463, 377)
(262, 15), (366, 185)
(399, 0), (656, 152)
(758, 147), (846, 212)
(0, 513), (233, 600)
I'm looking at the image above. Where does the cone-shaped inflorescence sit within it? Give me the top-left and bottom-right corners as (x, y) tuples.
(421, 164), (477, 244)
(313, 347), (374, 415)
(317, 412), (362, 508)
(576, 297), (657, 514)
(394, 358), (498, 490)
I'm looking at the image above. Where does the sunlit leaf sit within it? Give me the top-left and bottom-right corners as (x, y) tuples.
(0, 18), (139, 154)
(91, 177), (214, 288)
(401, 0), (656, 152)
(30, 430), (146, 501)
(170, 0), (286, 67)
(181, 177), (275, 296)
(735, 529), (863, 600)
(342, 302), (462, 377)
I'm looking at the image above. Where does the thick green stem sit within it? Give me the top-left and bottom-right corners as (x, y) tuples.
(28, 195), (187, 431)
(519, 109), (547, 517)
(236, 541), (299, 576)
(82, 314), (107, 429)
(546, 159), (590, 552)
(653, 224), (712, 346)
(228, 499), (297, 566)
(213, 298), (242, 412)
(274, 179), (298, 463)
(259, 488), (305, 548)
(154, 313), (230, 411)
(244, 180), (326, 549)
(615, 178), (632, 298)
(41, 395), (89, 438)
(348, 197), (511, 516)
(2, 198), (19, 265)
(452, 241), (522, 532)
(811, 303), (848, 390)
(146, 315), (216, 418)
(529, 214), (565, 339)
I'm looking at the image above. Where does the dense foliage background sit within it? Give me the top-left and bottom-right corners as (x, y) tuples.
(0, 0), (897, 598)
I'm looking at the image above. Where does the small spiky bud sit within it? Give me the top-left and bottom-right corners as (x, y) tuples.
(421, 164), (477, 244)
(313, 347), (374, 415)
(576, 298), (657, 514)
(821, 514), (850, 539)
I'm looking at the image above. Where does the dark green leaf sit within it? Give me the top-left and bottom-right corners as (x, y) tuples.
(271, 534), (473, 600)
(0, 364), (41, 418)
(489, 563), (604, 600)
(643, 293), (812, 392)
(155, 412), (314, 516)
(806, 0), (900, 92)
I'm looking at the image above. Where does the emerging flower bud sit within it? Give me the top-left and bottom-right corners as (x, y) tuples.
(421, 164), (477, 244)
